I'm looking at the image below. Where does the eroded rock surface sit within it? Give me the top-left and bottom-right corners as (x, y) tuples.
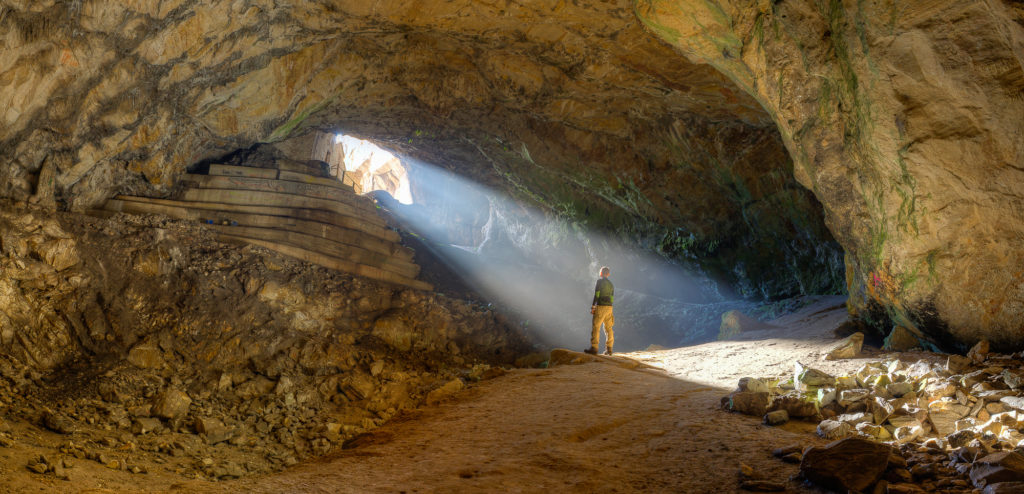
(638, 1), (1024, 348)
(0, 0), (842, 301)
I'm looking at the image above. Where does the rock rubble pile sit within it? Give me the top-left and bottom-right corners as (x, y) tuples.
(0, 204), (536, 482)
(724, 339), (1024, 492)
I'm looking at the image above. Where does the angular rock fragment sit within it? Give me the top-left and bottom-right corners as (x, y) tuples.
(968, 340), (991, 364)
(770, 392), (819, 418)
(870, 396), (895, 424)
(883, 326), (920, 352)
(799, 437), (892, 492)
(984, 482), (1024, 494)
(1002, 369), (1024, 390)
(856, 422), (891, 440)
(947, 355), (972, 373)
(825, 332), (863, 360)
(795, 362), (834, 391)
(886, 381), (914, 398)
(722, 391), (770, 416)
(838, 388), (871, 406)
(816, 420), (851, 440)
(971, 451), (1024, 488)
(738, 377), (768, 393)
(126, 344), (164, 369)
(928, 399), (971, 436)
(151, 388), (192, 420)
(41, 410), (74, 435)
(131, 417), (162, 435)
(763, 410), (788, 426)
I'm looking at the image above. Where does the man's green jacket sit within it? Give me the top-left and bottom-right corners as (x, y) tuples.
(592, 278), (614, 306)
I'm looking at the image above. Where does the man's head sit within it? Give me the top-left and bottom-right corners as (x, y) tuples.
(599, 266), (610, 278)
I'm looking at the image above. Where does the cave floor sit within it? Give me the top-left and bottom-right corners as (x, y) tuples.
(3, 296), (894, 493)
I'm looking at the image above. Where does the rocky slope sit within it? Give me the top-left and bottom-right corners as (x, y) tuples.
(637, 0), (1024, 348)
(0, 0), (841, 303)
(0, 202), (534, 478)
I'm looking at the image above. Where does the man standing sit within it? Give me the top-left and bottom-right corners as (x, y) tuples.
(586, 266), (615, 356)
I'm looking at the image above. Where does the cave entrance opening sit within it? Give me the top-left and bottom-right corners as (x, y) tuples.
(308, 133), (412, 204)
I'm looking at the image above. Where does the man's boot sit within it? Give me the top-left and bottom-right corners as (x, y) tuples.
(584, 347), (598, 355)
(604, 348), (613, 356)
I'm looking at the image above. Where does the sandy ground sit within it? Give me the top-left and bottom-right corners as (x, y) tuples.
(2, 295), (891, 493)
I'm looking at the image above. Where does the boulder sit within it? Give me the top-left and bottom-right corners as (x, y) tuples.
(372, 312), (416, 352)
(800, 437), (892, 492)
(795, 362), (834, 390)
(770, 392), (819, 418)
(722, 391), (769, 416)
(971, 451), (1024, 488)
(883, 326), (920, 352)
(194, 416), (233, 445)
(969, 340), (991, 364)
(816, 420), (851, 440)
(126, 344), (164, 369)
(738, 377), (769, 394)
(928, 399), (971, 436)
(763, 410), (788, 426)
(131, 417), (163, 435)
(825, 332), (864, 360)
(984, 482), (1024, 494)
(41, 410), (74, 435)
(151, 389), (192, 420)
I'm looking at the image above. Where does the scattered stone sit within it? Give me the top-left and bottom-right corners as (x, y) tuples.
(738, 377), (769, 394)
(969, 340), (991, 364)
(984, 482), (1024, 494)
(971, 451), (1024, 488)
(194, 416), (233, 445)
(928, 399), (971, 436)
(126, 344), (164, 369)
(838, 388), (871, 406)
(883, 326), (920, 352)
(131, 417), (162, 435)
(947, 355), (972, 373)
(886, 381), (914, 398)
(722, 392), (769, 416)
(857, 422), (892, 440)
(151, 389), (192, 420)
(825, 332), (864, 360)
(800, 437), (892, 492)
(763, 410), (788, 426)
(816, 420), (851, 440)
(41, 410), (75, 435)
(770, 392), (819, 418)
(1002, 370), (1024, 390)
(795, 362), (834, 390)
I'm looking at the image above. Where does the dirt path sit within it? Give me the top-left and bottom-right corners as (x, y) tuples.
(3, 296), (872, 493)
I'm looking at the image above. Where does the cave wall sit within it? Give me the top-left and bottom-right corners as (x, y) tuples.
(637, 0), (1024, 348)
(0, 0), (842, 302)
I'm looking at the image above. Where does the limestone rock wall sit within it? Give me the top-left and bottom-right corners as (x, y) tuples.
(0, 0), (842, 301)
(639, 0), (1024, 348)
